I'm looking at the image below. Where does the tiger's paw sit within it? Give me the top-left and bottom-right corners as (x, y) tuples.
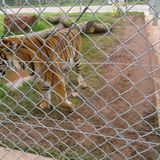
(80, 82), (88, 89)
(71, 91), (79, 97)
(40, 101), (50, 110)
(58, 100), (74, 114)
(78, 77), (88, 89)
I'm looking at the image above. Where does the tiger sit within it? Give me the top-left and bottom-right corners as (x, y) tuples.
(0, 28), (87, 113)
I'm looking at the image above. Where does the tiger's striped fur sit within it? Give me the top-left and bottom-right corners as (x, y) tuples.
(0, 28), (86, 113)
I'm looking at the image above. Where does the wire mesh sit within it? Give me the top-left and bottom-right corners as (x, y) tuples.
(0, 0), (160, 160)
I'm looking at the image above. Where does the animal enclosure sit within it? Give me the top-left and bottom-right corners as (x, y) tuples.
(0, 0), (160, 160)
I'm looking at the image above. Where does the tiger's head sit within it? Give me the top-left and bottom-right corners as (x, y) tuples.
(0, 37), (22, 76)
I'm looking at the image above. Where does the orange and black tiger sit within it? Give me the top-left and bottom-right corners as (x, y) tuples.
(0, 28), (86, 113)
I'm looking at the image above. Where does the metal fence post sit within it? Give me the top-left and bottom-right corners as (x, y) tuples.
(149, 0), (160, 25)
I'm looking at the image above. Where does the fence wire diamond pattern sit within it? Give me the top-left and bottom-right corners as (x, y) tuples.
(0, 0), (160, 160)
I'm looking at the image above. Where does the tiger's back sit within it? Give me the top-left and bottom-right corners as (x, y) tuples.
(17, 28), (82, 79)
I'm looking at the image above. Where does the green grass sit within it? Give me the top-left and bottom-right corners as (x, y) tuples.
(0, 12), (124, 159)
(127, 0), (147, 5)
(0, 14), (5, 37)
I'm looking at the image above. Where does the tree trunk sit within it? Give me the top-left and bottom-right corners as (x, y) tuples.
(46, 15), (71, 27)
(79, 21), (111, 34)
(95, 23), (110, 33)
(45, 16), (112, 34)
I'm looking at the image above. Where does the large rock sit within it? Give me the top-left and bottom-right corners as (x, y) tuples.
(4, 14), (38, 34)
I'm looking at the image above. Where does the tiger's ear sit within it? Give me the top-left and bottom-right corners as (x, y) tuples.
(11, 41), (18, 51)
(2, 37), (21, 52)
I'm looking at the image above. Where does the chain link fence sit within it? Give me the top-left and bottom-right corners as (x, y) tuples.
(0, 0), (147, 7)
(0, 0), (106, 6)
(0, 0), (159, 160)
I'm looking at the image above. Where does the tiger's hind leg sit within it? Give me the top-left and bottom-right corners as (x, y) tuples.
(54, 77), (74, 113)
(68, 57), (87, 98)
(77, 73), (87, 89)
(51, 69), (74, 113)
(70, 73), (87, 98)
(39, 85), (51, 110)
(74, 59), (87, 89)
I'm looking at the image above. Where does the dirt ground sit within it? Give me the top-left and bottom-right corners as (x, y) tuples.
(0, 15), (160, 160)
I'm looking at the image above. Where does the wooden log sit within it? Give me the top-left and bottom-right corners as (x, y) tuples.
(46, 16), (113, 34)
(46, 17), (112, 34)
(79, 21), (111, 34)
(46, 15), (65, 25)
(46, 15), (71, 28)
(79, 21), (96, 33)
(95, 23), (110, 33)
(6, 24), (67, 39)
